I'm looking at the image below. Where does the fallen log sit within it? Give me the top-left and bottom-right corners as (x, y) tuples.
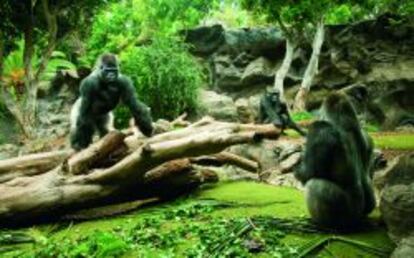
(0, 119), (280, 223)
(0, 150), (73, 183)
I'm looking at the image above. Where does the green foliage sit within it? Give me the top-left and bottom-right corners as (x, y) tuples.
(2, 0), (113, 67)
(84, 1), (141, 65)
(137, 0), (211, 36)
(1, 41), (26, 99)
(204, 0), (268, 27)
(31, 230), (128, 258)
(84, 0), (212, 65)
(360, 0), (414, 16)
(40, 51), (77, 81)
(118, 37), (204, 122)
(242, 0), (414, 33)
(325, 4), (354, 24)
(242, 0), (356, 29)
(1, 41), (76, 100)
(22, 201), (299, 257)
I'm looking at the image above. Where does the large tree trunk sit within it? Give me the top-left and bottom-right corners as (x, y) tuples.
(293, 20), (325, 112)
(0, 118), (280, 224)
(273, 39), (295, 102)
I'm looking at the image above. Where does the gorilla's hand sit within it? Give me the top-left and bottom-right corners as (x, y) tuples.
(136, 120), (154, 137)
(253, 132), (264, 142)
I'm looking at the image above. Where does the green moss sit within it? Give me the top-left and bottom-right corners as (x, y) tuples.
(198, 181), (307, 218)
(291, 112), (315, 122)
(371, 133), (414, 150)
(1, 181), (394, 258)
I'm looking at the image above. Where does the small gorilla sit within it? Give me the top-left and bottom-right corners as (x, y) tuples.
(259, 88), (306, 136)
(70, 53), (154, 151)
(295, 92), (376, 228)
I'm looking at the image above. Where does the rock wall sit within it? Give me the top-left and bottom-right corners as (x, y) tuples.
(186, 15), (414, 129)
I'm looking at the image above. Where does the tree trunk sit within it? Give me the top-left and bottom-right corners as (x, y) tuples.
(293, 20), (325, 112)
(25, 0), (58, 133)
(273, 39), (295, 102)
(0, 119), (280, 223)
(21, 4), (36, 139)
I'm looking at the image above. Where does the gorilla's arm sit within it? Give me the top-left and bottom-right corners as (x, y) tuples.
(295, 121), (342, 184)
(361, 131), (376, 214)
(259, 98), (267, 123)
(362, 175), (376, 214)
(279, 103), (307, 136)
(121, 78), (154, 137)
(70, 78), (95, 150)
(77, 79), (94, 124)
(259, 95), (306, 135)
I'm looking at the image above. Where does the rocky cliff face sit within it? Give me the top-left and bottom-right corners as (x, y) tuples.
(185, 14), (414, 129)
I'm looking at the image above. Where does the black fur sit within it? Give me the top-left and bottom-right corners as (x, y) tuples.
(70, 54), (153, 151)
(295, 92), (375, 228)
(259, 90), (306, 136)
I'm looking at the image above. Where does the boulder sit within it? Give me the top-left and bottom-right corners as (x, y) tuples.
(182, 24), (225, 56)
(378, 153), (414, 243)
(235, 98), (255, 123)
(219, 27), (285, 58)
(228, 138), (303, 177)
(241, 57), (276, 85)
(212, 55), (244, 91)
(391, 234), (414, 258)
(199, 90), (238, 121)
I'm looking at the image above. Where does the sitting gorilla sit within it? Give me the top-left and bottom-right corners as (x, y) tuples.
(70, 53), (153, 150)
(259, 88), (306, 136)
(295, 92), (376, 228)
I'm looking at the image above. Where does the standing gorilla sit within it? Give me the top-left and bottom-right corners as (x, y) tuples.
(295, 92), (375, 228)
(70, 53), (154, 150)
(259, 88), (306, 136)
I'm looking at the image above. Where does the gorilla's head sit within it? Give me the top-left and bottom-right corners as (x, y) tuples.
(267, 88), (280, 103)
(321, 92), (360, 130)
(98, 53), (119, 83)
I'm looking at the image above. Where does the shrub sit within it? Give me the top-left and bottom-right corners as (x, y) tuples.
(83, 2), (140, 65)
(83, 0), (212, 66)
(115, 37), (204, 127)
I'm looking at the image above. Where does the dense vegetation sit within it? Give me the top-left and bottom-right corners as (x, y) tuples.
(1, 0), (413, 135)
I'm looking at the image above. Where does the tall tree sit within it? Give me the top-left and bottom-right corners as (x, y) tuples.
(242, 0), (304, 102)
(0, 0), (111, 139)
(243, 0), (413, 111)
(241, 1), (356, 109)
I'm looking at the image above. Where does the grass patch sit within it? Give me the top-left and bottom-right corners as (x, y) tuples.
(291, 112), (315, 122)
(0, 181), (394, 257)
(371, 133), (414, 150)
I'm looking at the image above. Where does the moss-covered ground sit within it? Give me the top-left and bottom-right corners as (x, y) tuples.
(371, 132), (414, 150)
(0, 181), (395, 257)
(287, 129), (414, 151)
